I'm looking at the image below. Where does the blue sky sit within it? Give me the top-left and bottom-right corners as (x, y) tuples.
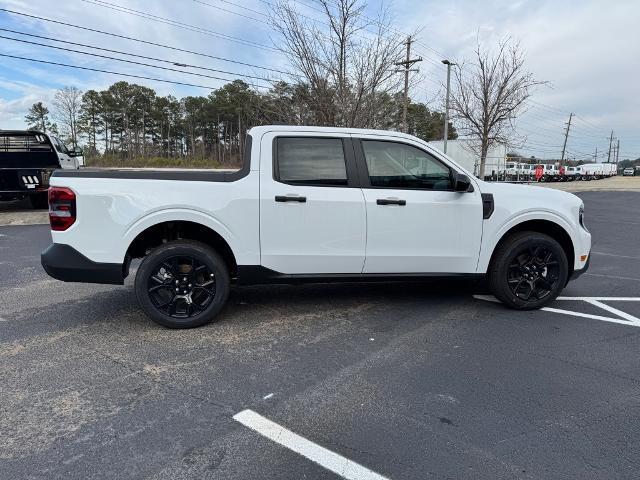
(1, 0), (638, 160)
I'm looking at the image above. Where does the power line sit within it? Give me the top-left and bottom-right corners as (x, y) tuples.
(0, 28), (276, 82)
(79, 0), (277, 51)
(189, 0), (269, 24)
(0, 9), (292, 75)
(0, 35), (272, 89)
(0, 53), (267, 90)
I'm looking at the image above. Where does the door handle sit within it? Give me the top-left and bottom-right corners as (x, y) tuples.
(377, 198), (406, 206)
(275, 195), (307, 203)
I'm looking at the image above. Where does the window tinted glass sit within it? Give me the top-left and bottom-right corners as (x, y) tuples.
(276, 137), (347, 186)
(361, 140), (452, 190)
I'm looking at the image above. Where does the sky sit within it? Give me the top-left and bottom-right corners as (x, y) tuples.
(0, 0), (638, 160)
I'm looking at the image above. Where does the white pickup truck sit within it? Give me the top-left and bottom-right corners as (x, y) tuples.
(41, 126), (591, 328)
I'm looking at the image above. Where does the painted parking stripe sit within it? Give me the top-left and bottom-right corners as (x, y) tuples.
(474, 295), (640, 327)
(582, 298), (640, 323)
(233, 409), (390, 480)
(558, 297), (640, 301)
(591, 251), (640, 260)
(584, 273), (640, 282)
(541, 307), (636, 326)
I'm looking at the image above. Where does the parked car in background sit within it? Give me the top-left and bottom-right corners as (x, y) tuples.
(565, 166), (579, 181)
(0, 130), (83, 208)
(623, 167), (635, 176)
(536, 164), (559, 182)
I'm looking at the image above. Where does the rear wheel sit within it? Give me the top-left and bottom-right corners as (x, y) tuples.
(488, 231), (568, 310)
(29, 192), (48, 209)
(134, 240), (230, 328)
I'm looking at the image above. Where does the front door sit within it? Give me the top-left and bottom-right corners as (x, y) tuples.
(259, 133), (366, 274)
(355, 136), (483, 274)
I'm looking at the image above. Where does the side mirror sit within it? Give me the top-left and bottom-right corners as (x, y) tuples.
(454, 173), (473, 192)
(71, 147), (83, 157)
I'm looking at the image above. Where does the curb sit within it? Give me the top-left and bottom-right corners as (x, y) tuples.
(0, 211), (49, 227)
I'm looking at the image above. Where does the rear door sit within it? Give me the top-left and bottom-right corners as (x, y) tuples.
(259, 132), (366, 274)
(354, 135), (483, 274)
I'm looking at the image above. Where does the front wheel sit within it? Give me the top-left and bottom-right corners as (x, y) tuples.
(488, 232), (568, 310)
(134, 240), (230, 328)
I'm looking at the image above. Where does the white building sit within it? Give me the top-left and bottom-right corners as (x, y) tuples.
(428, 139), (507, 177)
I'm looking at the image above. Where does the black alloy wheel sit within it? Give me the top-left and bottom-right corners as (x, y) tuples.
(507, 246), (560, 301)
(488, 231), (568, 310)
(147, 255), (216, 319)
(135, 240), (230, 328)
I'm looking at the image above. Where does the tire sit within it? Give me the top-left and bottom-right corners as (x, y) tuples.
(487, 231), (568, 310)
(134, 240), (230, 328)
(29, 192), (49, 209)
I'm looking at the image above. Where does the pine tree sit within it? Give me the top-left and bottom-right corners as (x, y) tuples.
(24, 102), (53, 132)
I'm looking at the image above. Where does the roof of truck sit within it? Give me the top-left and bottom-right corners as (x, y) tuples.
(247, 125), (419, 140)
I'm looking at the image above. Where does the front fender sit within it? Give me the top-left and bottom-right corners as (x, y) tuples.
(477, 209), (582, 273)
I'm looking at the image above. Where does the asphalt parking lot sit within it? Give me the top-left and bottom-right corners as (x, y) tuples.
(1, 191), (639, 479)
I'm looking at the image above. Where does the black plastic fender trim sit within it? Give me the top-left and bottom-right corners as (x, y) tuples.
(41, 243), (126, 285)
(481, 193), (494, 219)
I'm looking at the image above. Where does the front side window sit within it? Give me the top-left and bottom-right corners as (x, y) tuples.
(361, 140), (452, 190)
(276, 137), (348, 186)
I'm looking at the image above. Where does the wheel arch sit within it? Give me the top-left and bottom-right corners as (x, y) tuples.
(486, 219), (575, 278)
(125, 219), (238, 278)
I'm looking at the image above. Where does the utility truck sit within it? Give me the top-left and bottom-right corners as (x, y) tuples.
(0, 130), (83, 208)
(578, 163), (616, 180)
(41, 126), (591, 328)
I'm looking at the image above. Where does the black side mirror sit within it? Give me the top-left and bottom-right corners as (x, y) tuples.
(454, 173), (473, 192)
(71, 147), (83, 157)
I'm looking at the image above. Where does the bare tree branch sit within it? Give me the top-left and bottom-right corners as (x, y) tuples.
(450, 37), (545, 177)
(270, 0), (402, 127)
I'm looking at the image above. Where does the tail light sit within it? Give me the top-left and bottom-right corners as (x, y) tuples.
(48, 187), (76, 231)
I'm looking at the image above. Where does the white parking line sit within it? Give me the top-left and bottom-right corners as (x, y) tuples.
(541, 307), (636, 326)
(233, 409), (390, 480)
(474, 295), (640, 327)
(584, 273), (640, 282)
(558, 297), (640, 301)
(582, 298), (640, 323)
(591, 251), (640, 260)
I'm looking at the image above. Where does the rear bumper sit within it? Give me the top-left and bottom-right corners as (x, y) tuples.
(41, 243), (126, 285)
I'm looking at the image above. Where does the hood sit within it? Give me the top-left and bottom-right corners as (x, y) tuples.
(476, 180), (583, 223)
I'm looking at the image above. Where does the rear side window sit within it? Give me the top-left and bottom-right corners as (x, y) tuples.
(275, 137), (348, 186)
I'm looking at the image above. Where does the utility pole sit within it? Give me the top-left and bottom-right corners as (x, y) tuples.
(442, 59), (457, 154)
(560, 112), (573, 164)
(615, 139), (620, 163)
(607, 130), (614, 162)
(593, 147), (597, 163)
(395, 36), (422, 133)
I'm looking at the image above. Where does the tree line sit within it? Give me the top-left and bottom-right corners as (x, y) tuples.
(24, 79), (456, 167)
